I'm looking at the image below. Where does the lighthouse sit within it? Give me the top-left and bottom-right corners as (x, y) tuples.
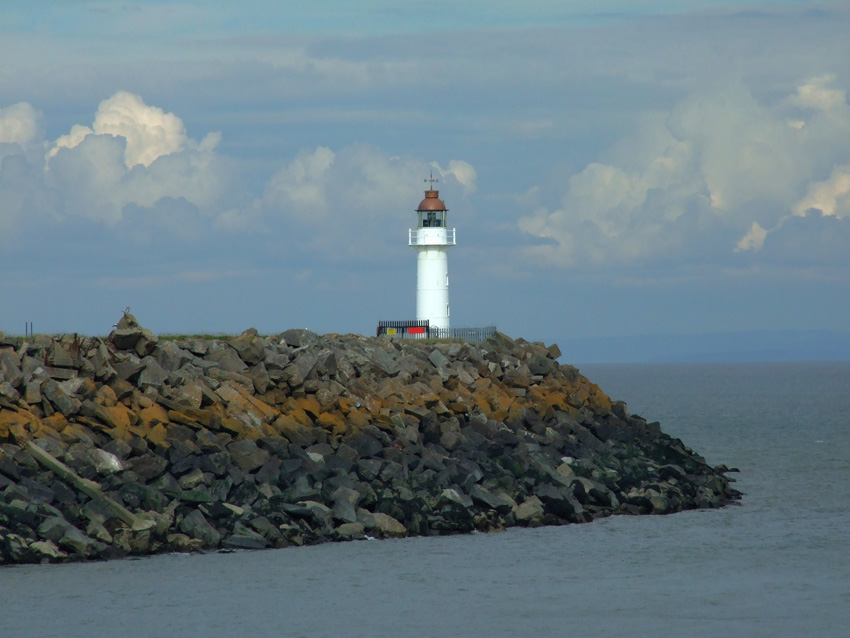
(409, 176), (455, 332)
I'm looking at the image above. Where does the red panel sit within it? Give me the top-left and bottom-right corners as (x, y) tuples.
(408, 326), (426, 334)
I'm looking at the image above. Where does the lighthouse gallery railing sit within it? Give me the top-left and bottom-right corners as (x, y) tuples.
(409, 229), (456, 245)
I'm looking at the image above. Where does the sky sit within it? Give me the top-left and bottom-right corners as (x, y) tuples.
(1, 1), (850, 351)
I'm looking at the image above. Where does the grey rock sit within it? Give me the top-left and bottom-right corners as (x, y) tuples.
(88, 448), (124, 476)
(335, 522), (366, 540)
(264, 351), (290, 372)
(58, 377), (88, 397)
(249, 516), (287, 546)
(280, 329), (318, 348)
(171, 380), (205, 409)
(40, 379), (79, 416)
(0, 381), (21, 403)
(535, 483), (585, 521)
(230, 329), (266, 366)
(428, 349), (449, 370)
(89, 343), (117, 381)
(357, 509), (407, 538)
(298, 500), (334, 534)
(439, 420), (463, 451)
(138, 356), (168, 390)
(515, 496), (546, 526)
(59, 527), (103, 558)
(249, 362), (270, 395)
(134, 329), (159, 357)
(227, 439), (270, 472)
(38, 516), (75, 543)
(179, 510), (221, 548)
(129, 454), (169, 481)
(21, 355), (46, 382)
(0, 351), (23, 388)
(371, 348), (400, 376)
(345, 432), (383, 458)
(222, 523), (269, 549)
(112, 354), (144, 382)
(528, 354), (557, 376)
(205, 344), (248, 373)
(110, 328), (144, 351)
(469, 485), (513, 514)
(281, 352), (318, 388)
(315, 350), (337, 376)
(29, 539), (67, 561)
(331, 499), (358, 524)
(178, 468), (206, 490)
(355, 459), (383, 482)
(156, 341), (194, 372)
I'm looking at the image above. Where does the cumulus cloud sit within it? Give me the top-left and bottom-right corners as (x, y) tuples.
(793, 165), (850, 218)
(518, 74), (850, 267)
(264, 146), (336, 220)
(786, 74), (847, 114)
(432, 160), (478, 194)
(0, 89), (474, 270)
(262, 143), (476, 260)
(47, 91), (187, 168)
(0, 102), (41, 149)
(0, 91), (236, 237)
(735, 222), (768, 253)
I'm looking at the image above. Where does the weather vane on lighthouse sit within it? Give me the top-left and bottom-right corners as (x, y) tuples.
(409, 170), (456, 332)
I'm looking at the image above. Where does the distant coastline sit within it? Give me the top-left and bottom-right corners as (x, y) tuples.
(549, 329), (850, 364)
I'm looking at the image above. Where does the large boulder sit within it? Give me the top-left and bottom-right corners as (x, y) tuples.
(222, 523), (270, 549)
(179, 510), (221, 548)
(357, 510), (407, 538)
(137, 357), (168, 390)
(41, 379), (80, 416)
(230, 329), (266, 366)
(280, 329), (318, 348)
(227, 439), (270, 472)
(109, 311), (158, 356)
(514, 496), (545, 526)
(205, 344), (248, 373)
(0, 351), (23, 389)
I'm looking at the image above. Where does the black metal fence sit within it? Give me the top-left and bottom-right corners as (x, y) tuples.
(377, 320), (496, 343)
(376, 320), (430, 338)
(427, 325), (497, 343)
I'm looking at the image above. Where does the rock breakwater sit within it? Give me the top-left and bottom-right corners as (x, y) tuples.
(0, 313), (740, 564)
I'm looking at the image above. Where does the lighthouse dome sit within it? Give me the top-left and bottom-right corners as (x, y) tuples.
(417, 190), (447, 212)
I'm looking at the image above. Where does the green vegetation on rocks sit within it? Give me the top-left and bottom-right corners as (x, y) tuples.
(0, 312), (740, 564)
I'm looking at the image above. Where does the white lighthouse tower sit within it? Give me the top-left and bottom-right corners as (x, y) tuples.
(410, 175), (455, 332)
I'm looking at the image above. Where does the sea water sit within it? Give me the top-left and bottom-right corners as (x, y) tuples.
(2, 362), (848, 637)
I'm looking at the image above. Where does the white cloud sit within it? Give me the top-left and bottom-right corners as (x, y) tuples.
(735, 222), (768, 253)
(0, 89), (474, 264)
(0, 102), (41, 148)
(47, 91), (187, 168)
(263, 146), (336, 219)
(0, 91), (235, 236)
(264, 144), (475, 222)
(261, 143), (476, 259)
(786, 74), (847, 114)
(518, 75), (850, 266)
(794, 165), (850, 218)
(433, 160), (478, 194)
(49, 124), (95, 162)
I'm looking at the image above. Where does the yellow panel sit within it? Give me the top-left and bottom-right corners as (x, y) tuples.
(386, 328), (397, 335)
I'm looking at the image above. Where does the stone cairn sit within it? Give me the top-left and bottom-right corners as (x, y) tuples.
(0, 312), (740, 564)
